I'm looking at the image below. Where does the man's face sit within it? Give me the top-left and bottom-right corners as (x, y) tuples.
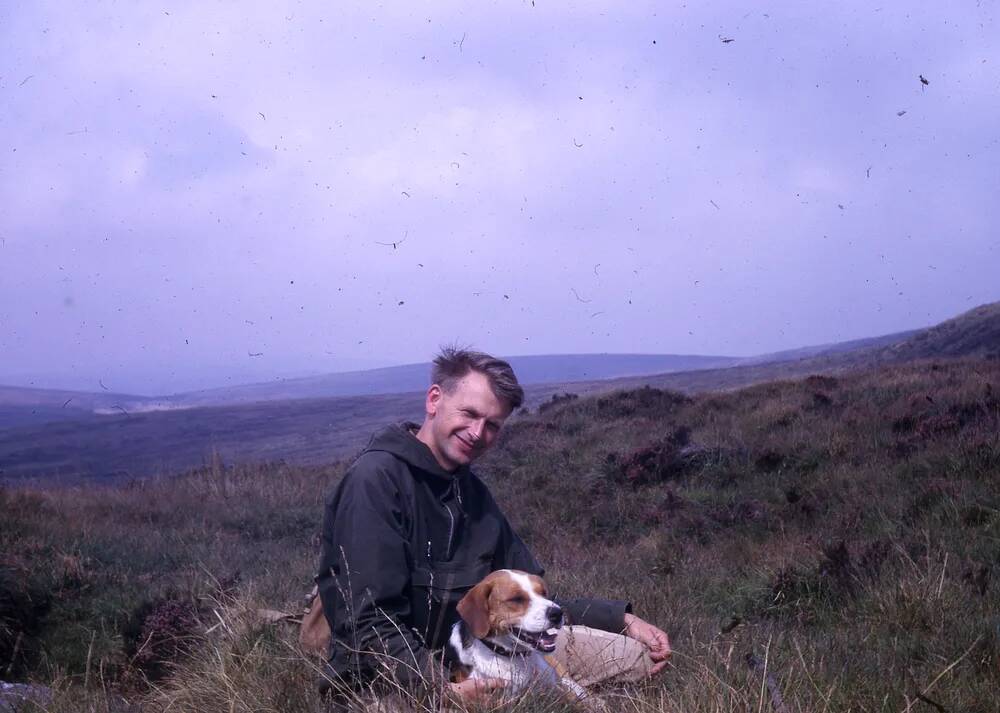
(419, 370), (511, 472)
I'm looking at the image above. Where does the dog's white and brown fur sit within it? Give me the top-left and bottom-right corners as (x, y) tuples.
(446, 569), (589, 701)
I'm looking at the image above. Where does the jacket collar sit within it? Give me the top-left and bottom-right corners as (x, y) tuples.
(363, 422), (470, 481)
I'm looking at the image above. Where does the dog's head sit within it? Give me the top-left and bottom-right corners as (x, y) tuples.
(456, 569), (563, 653)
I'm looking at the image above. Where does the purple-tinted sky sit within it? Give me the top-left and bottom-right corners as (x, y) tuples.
(2, 1), (997, 396)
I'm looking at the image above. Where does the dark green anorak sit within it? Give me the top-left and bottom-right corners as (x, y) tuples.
(317, 422), (630, 687)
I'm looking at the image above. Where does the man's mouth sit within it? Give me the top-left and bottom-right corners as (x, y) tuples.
(512, 626), (560, 653)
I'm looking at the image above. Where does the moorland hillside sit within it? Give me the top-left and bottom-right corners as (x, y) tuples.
(2, 302), (998, 484)
(879, 302), (1000, 361)
(1, 356), (997, 711)
(158, 353), (744, 410)
(590, 302), (1000, 396)
(0, 385), (140, 429)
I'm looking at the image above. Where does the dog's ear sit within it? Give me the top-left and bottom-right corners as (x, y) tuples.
(457, 578), (494, 639)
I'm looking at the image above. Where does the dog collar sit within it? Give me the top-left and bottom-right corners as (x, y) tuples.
(481, 638), (532, 658)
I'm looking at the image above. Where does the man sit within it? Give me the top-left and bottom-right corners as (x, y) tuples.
(317, 348), (671, 703)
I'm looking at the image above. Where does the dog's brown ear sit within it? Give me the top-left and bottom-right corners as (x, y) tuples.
(457, 578), (493, 639)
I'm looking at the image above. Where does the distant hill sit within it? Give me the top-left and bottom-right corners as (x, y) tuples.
(564, 302), (999, 398)
(0, 391), (426, 482)
(877, 302), (1000, 361)
(151, 353), (742, 410)
(0, 385), (139, 428)
(0, 353), (744, 424)
(737, 329), (918, 365)
(2, 301), (998, 483)
(0, 385), (142, 410)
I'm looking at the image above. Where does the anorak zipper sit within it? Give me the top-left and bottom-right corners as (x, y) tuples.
(445, 501), (455, 559)
(444, 476), (464, 559)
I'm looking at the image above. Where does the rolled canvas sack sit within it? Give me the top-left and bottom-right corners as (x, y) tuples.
(299, 585), (331, 657)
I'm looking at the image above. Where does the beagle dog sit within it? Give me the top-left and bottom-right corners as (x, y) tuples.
(446, 569), (591, 703)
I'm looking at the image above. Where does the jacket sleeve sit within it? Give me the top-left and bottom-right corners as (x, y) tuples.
(494, 515), (632, 634)
(317, 459), (440, 687)
(555, 597), (632, 633)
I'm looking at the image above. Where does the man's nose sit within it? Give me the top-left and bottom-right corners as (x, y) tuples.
(468, 420), (485, 441)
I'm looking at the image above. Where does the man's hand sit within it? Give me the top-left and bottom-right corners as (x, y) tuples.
(448, 677), (506, 703)
(623, 612), (672, 675)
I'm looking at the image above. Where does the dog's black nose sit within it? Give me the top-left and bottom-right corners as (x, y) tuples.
(546, 605), (563, 625)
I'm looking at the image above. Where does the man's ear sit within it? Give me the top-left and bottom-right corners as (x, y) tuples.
(457, 579), (493, 639)
(425, 384), (443, 417)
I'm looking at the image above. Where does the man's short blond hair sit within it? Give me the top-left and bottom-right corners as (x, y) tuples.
(431, 347), (524, 411)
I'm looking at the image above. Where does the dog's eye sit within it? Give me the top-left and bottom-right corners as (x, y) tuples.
(507, 595), (527, 604)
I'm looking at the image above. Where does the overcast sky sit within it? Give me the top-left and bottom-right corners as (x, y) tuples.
(1, 1), (997, 396)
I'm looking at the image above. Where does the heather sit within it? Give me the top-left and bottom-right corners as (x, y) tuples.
(2, 358), (998, 711)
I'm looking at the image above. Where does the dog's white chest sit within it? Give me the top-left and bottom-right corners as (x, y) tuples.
(466, 643), (560, 693)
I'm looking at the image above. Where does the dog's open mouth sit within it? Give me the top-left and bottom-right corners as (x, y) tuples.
(512, 626), (560, 653)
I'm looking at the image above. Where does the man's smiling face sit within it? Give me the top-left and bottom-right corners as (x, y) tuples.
(418, 370), (511, 472)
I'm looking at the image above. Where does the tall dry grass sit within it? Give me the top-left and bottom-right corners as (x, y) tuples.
(2, 357), (998, 711)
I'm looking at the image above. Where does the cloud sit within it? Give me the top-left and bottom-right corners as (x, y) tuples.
(1, 1), (997, 393)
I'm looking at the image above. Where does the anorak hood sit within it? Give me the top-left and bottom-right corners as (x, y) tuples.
(363, 421), (469, 481)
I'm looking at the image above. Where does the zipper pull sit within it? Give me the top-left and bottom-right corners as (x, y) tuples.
(427, 540), (433, 560)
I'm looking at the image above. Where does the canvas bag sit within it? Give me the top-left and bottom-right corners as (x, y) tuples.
(299, 584), (331, 657)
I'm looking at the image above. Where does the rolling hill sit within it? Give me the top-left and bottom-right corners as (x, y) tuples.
(152, 352), (743, 409)
(0, 353), (742, 425)
(878, 302), (1000, 361)
(1, 301), (997, 483)
(2, 352), (997, 710)
(0, 385), (142, 428)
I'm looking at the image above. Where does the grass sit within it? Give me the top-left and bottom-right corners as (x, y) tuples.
(1, 357), (999, 711)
